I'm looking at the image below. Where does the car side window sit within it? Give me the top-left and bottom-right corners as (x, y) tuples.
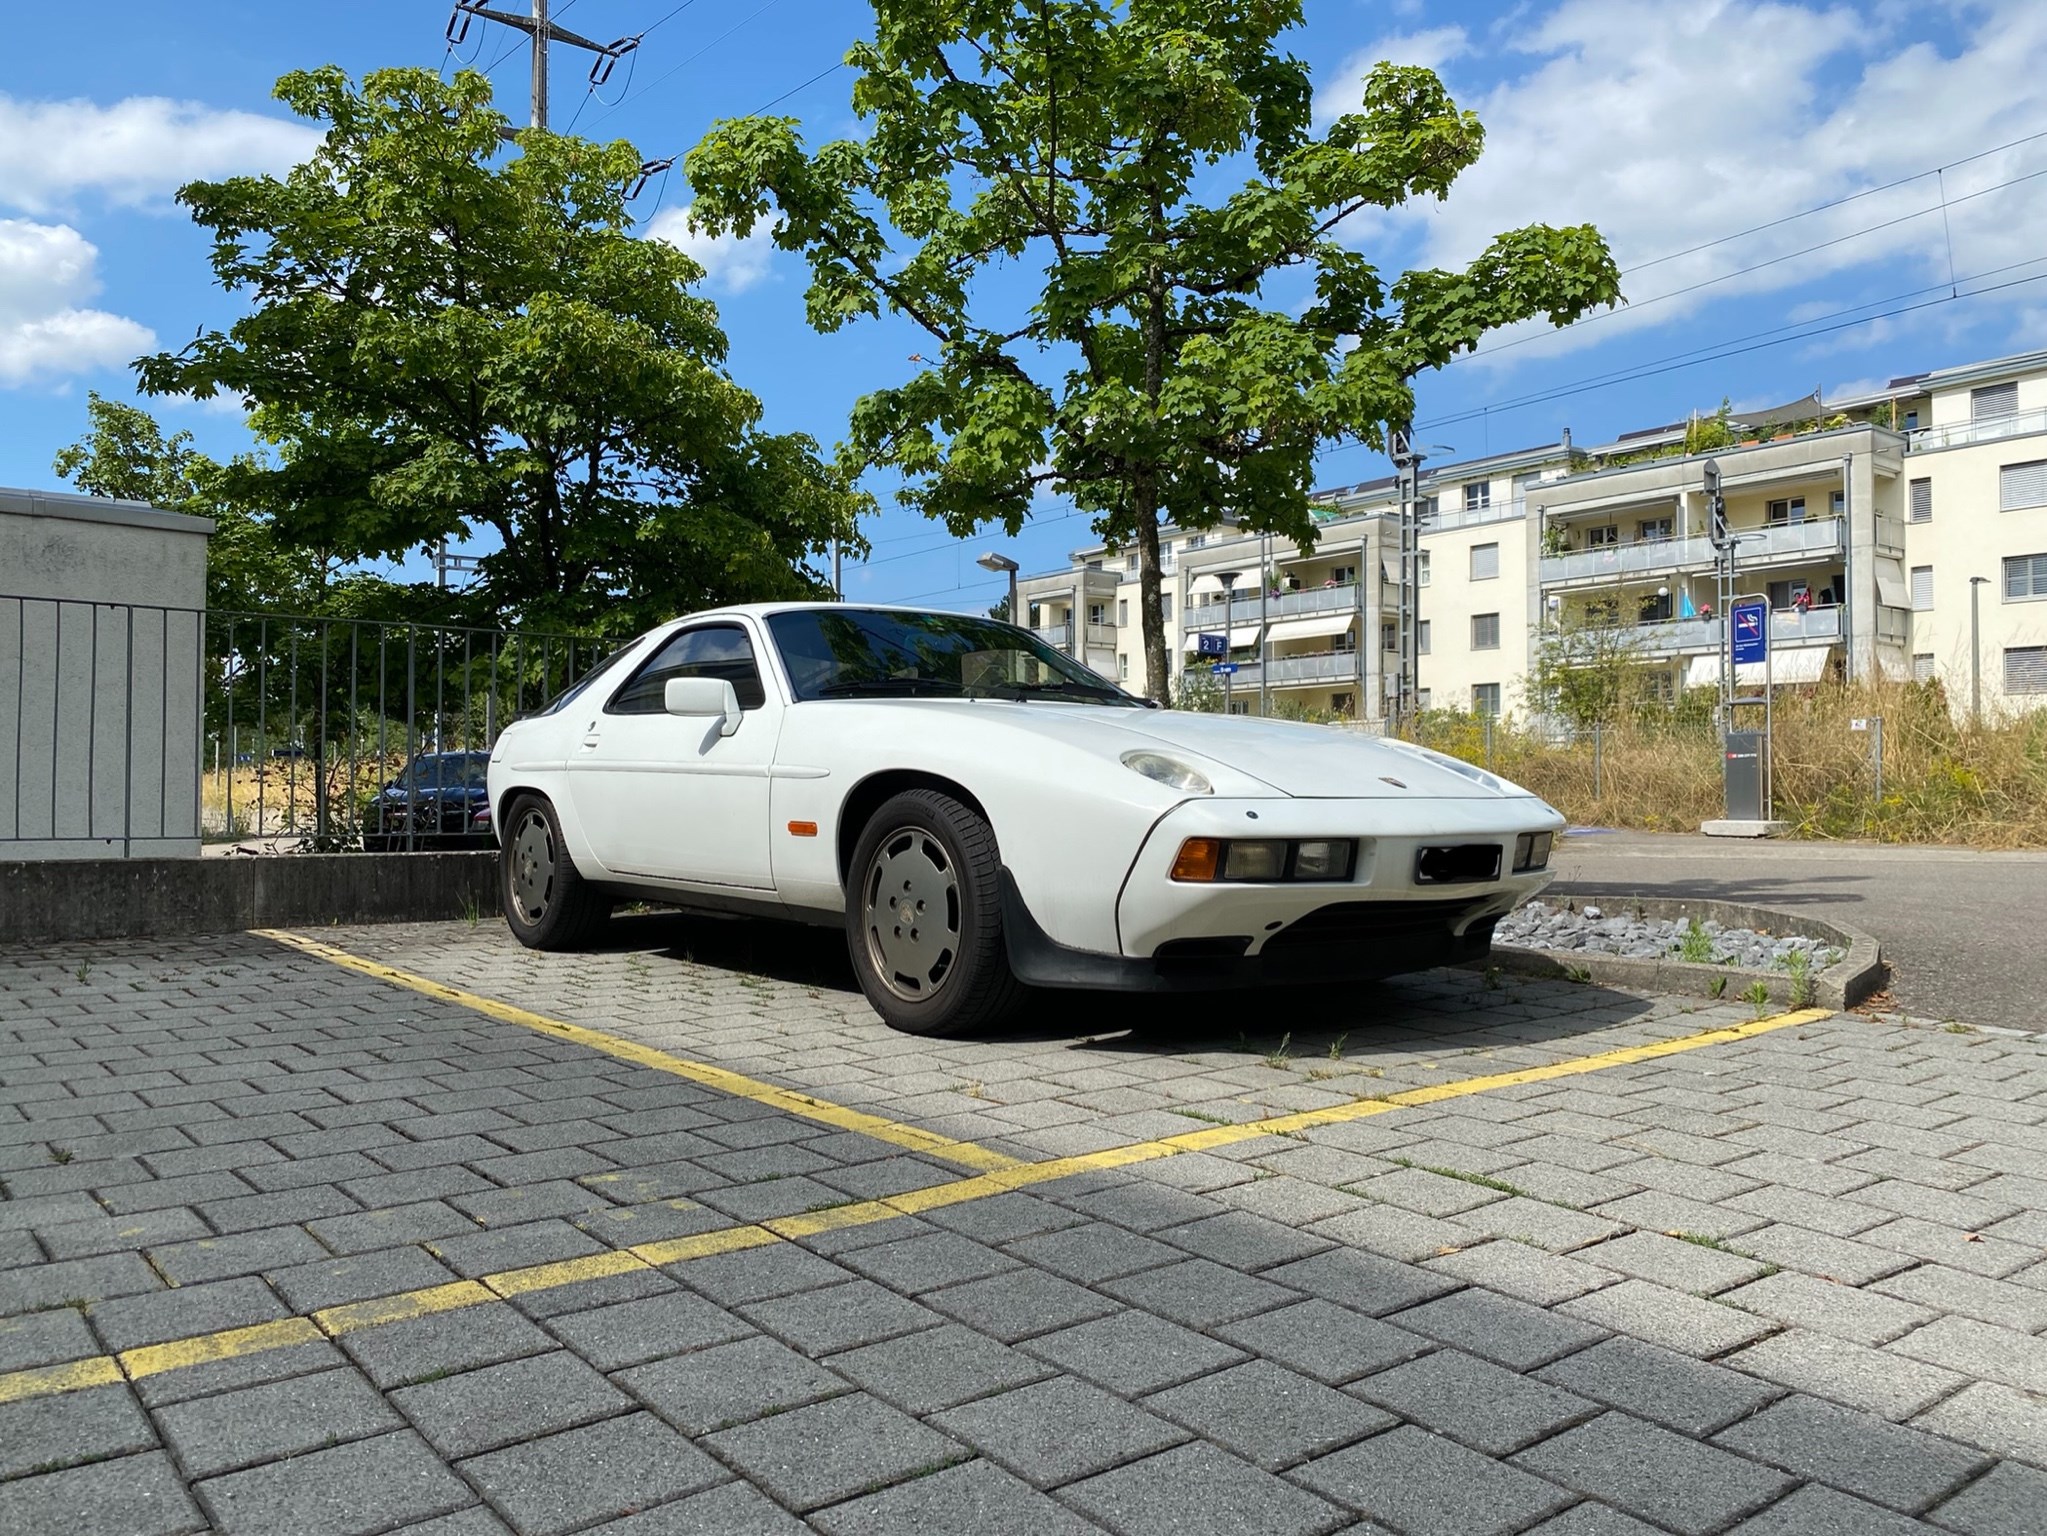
(607, 624), (767, 714)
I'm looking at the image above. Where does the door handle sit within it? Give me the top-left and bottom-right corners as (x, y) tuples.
(579, 735), (601, 751)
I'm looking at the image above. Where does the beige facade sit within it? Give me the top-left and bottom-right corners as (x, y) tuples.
(1010, 347), (2047, 722)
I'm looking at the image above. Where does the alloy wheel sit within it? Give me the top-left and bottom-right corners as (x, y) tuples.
(862, 825), (962, 1001)
(509, 807), (555, 925)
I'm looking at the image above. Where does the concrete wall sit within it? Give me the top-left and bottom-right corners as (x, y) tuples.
(0, 852), (498, 945)
(0, 488), (214, 858)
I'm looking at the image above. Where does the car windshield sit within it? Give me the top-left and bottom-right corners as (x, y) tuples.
(767, 608), (1143, 706)
(403, 753), (490, 789)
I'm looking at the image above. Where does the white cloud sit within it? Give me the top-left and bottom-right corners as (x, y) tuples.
(0, 93), (318, 215)
(0, 218), (153, 387)
(643, 204), (776, 295)
(1349, 0), (2047, 366)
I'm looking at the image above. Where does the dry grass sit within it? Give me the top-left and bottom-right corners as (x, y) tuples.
(200, 751), (411, 837)
(1427, 680), (2047, 848)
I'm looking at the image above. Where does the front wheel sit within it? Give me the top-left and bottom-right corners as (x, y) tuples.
(500, 794), (610, 950)
(846, 789), (1022, 1035)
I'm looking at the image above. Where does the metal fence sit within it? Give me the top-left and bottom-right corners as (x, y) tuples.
(1, 594), (620, 856)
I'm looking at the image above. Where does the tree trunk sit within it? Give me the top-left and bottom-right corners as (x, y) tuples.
(1137, 254), (1171, 704)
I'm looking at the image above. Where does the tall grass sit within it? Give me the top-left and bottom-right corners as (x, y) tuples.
(1422, 680), (2047, 848)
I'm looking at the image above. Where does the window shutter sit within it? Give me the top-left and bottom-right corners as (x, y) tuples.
(1471, 543), (1500, 580)
(2001, 461), (2047, 512)
(2006, 553), (2047, 599)
(2006, 647), (2047, 695)
(1973, 382), (2019, 420)
(1472, 613), (1500, 649)
(1911, 566), (1934, 611)
(1909, 479), (1932, 523)
(1912, 654), (1934, 682)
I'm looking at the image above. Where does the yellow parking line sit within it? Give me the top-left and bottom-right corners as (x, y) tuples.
(256, 929), (1027, 1174)
(0, 1004), (1832, 1407)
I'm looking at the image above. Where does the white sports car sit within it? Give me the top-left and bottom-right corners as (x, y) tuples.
(487, 604), (1562, 1034)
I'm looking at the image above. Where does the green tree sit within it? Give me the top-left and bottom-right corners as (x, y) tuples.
(137, 66), (867, 632)
(1524, 607), (1646, 729)
(686, 1), (1622, 700)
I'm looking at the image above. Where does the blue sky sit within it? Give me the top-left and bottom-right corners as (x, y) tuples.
(5, 0), (2047, 616)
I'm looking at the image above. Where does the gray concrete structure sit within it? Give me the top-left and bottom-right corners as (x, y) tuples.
(0, 487), (213, 858)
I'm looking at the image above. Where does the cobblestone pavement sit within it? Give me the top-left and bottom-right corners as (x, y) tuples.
(2, 913), (2045, 1535)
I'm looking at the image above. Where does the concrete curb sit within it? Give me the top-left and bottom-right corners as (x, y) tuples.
(0, 852), (499, 945)
(1485, 893), (1886, 1011)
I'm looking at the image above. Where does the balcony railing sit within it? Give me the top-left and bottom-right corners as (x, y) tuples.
(1034, 623), (1071, 647)
(1422, 496), (1527, 532)
(1232, 650), (1363, 685)
(1084, 623), (1117, 648)
(1907, 408), (2047, 453)
(1612, 604), (1843, 655)
(1540, 518), (1844, 587)
(1185, 582), (1361, 627)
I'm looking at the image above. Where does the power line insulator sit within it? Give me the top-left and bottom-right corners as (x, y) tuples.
(627, 157), (674, 201)
(445, 3), (475, 46)
(589, 36), (643, 89)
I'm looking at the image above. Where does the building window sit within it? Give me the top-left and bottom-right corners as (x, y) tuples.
(1911, 566), (1934, 611)
(2007, 647), (2047, 695)
(1473, 683), (1501, 716)
(1464, 483), (1491, 512)
(1160, 542), (1175, 572)
(1913, 653), (1935, 682)
(1472, 613), (1501, 650)
(1380, 622), (1396, 652)
(1331, 564), (1355, 585)
(1973, 381), (2019, 421)
(1227, 699), (1250, 716)
(1118, 653), (1129, 680)
(1909, 478), (1932, 523)
(1331, 691), (1354, 716)
(1186, 534), (1206, 549)
(1904, 409), (1920, 431)
(1417, 620), (1432, 655)
(1088, 602), (1107, 626)
(1161, 594), (1173, 621)
(1585, 525), (1618, 548)
(1766, 497), (1806, 525)
(1637, 518), (1673, 542)
(1830, 490), (1845, 517)
(1639, 590), (1673, 623)
(1117, 598), (1128, 627)
(1417, 551), (1431, 586)
(1086, 559), (1104, 571)
(2005, 553), (2047, 601)
(1126, 554), (1139, 573)
(2001, 461), (2047, 512)
(1471, 543), (1500, 581)
(1418, 495), (1440, 527)
(1417, 688), (1432, 710)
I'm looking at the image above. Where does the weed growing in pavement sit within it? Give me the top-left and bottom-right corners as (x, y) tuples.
(1328, 1034), (1349, 1062)
(1564, 964), (1593, 984)
(1709, 975), (1728, 999)
(1305, 1067), (1344, 1082)
(1387, 1157), (1529, 1199)
(805, 1198), (859, 1214)
(1742, 980), (1772, 1014)
(1778, 948), (1815, 1007)
(1671, 1231), (1734, 1251)
(1945, 1021), (1976, 1034)
(73, 961), (91, 985)
(1263, 1033), (1294, 1070)
(1171, 1108), (1231, 1125)
(1679, 918), (1714, 964)
(1483, 965), (1503, 989)
(48, 1147), (73, 1165)
(955, 1081), (988, 1100)
(459, 888), (481, 926)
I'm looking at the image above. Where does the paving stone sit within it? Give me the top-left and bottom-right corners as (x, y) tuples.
(1580, 1231), (1770, 1294)
(1522, 1505), (1668, 1536)
(542, 1287), (753, 1371)
(1926, 1461), (2047, 1536)
(145, 1224), (331, 1286)
(387, 1509), (515, 1536)
(1023, 1309), (1246, 1396)
(156, 1366), (402, 1479)
(1718, 1270), (1936, 1347)
(36, 1207), (212, 1260)
(0, 1380), (158, 1480)
(265, 1246), (460, 1313)
(1062, 1441), (1347, 1536)
(392, 1349), (632, 1458)
(1354, 1347), (1600, 1456)
(1307, 1202), (1475, 1262)
(1912, 1381), (2047, 1466)
(739, 1278), (941, 1356)
(618, 1332), (846, 1433)
(583, 1481), (808, 1533)
(0, 1249), (162, 1313)
(828, 1320), (1054, 1414)
(1891, 1314), (2047, 1395)
(832, 1229), (1021, 1292)
(1730, 1224), (1918, 1286)
(1535, 1334), (1784, 1437)
(1392, 1286), (1606, 1371)
(1724, 1484), (1935, 1535)
(705, 1390), (967, 1512)
(1873, 1265), (2047, 1334)
(1005, 1222), (1186, 1284)
(1099, 1258), (1298, 1330)
(422, 1217), (607, 1279)
(1564, 1277), (1781, 1358)
(133, 1333), (355, 1409)
(197, 1185), (361, 1236)
(1723, 1184), (1895, 1238)
(1143, 1358), (1394, 1471)
(457, 1413), (725, 1536)
(1461, 1196), (1631, 1253)
(1293, 1423), (1575, 1536)
(920, 1190), (1089, 1243)
(339, 1301), (557, 1390)
(925, 1266), (1122, 1342)
(1726, 1327), (1971, 1421)
(0, 1305), (99, 1371)
(197, 1429), (475, 1536)
(1425, 1240), (1619, 1306)
(1253, 1245), (1459, 1318)
(665, 1240), (852, 1304)
(1214, 1296), (1432, 1386)
(88, 1274), (285, 1352)
(1056, 1180), (1230, 1233)
(1515, 1413), (1796, 1536)
(307, 1201), (481, 1255)
(933, 1375), (1190, 1488)
(1357, 1164), (1510, 1218)
(1713, 1394), (1989, 1514)
(0, 1450), (205, 1536)
(807, 1458), (1099, 1536)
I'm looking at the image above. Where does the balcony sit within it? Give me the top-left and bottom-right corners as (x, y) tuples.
(1907, 408), (2047, 453)
(1540, 519), (1844, 589)
(1033, 623), (1070, 647)
(1185, 582), (1362, 628)
(1614, 604), (1843, 656)
(1233, 650), (1363, 686)
(1423, 496), (1527, 532)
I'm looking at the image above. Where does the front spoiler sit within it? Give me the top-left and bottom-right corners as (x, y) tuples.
(998, 869), (1497, 992)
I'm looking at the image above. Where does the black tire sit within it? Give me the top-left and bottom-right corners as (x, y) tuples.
(846, 788), (1023, 1035)
(500, 794), (611, 950)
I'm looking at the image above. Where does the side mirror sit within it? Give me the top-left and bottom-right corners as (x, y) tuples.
(664, 676), (742, 736)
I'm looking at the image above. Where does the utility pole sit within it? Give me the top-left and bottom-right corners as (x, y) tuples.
(446, 1), (638, 132)
(1391, 427), (1425, 733)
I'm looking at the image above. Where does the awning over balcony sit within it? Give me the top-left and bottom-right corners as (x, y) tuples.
(1183, 624), (1264, 651)
(1266, 613), (1357, 644)
(1187, 573), (1226, 597)
(1684, 645), (1835, 689)
(1875, 557), (1909, 609)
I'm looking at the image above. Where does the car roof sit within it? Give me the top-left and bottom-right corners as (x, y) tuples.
(669, 602), (984, 624)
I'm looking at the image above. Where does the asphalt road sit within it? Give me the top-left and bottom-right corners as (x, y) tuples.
(1551, 828), (2047, 1031)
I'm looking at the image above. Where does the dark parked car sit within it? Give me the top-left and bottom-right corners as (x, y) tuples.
(363, 751), (494, 851)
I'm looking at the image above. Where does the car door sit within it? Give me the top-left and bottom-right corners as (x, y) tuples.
(564, 621), (780, 888)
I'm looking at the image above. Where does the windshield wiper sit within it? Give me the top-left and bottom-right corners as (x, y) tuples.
(984, 681), (1135, 705)
(815, 676), (966, 698)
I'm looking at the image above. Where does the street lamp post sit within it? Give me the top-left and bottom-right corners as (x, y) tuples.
(977, 551), (1020, 630)
(1970, 575), (1990, 727)
(1217, 570), (1241, 715)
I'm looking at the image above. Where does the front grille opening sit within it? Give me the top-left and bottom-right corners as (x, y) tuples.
(1154, 935), (1253, 964)
(1415, 843), (1502, 885)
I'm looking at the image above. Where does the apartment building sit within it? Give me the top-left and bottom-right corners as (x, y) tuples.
(1008, 346), (2047, 720)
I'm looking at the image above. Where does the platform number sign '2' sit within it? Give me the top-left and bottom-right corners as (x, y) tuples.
(1731, 601), (1769, 666)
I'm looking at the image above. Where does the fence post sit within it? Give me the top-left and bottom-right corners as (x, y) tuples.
(1593, 722), (1603, 803)
(1483, 714), (1494, 767)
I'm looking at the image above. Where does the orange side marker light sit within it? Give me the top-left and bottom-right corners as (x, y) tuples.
(787, 821), (819, 837)
(1171, 838), (1222, 882)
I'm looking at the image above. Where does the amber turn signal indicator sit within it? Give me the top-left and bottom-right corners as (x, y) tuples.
(787, 821), (819, 838)
(1170, 838), (1223, 881)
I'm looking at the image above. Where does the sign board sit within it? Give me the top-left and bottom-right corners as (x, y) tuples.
(1194, 631), (1228, 658)
(1731, 601), (1769, 667)
(1849, 717), (1869, 732)
(1210, 662), (1239, 677)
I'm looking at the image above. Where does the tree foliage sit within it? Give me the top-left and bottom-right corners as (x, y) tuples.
(137, 67), (867, 632)
(1523, 607), (1648, 729)
(686, 1), (1622, 698)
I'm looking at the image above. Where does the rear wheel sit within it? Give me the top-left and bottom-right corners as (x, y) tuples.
(501, 794), (610, 950)
(846, 789), (1022, 1035)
